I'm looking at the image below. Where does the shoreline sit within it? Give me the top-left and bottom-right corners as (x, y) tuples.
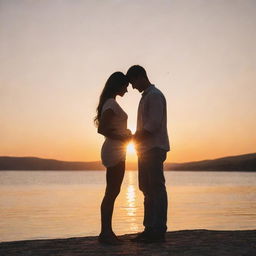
(1, 230), (255, 256)
(1, 169), (256, 172)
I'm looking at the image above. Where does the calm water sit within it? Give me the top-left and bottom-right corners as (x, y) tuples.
(0, 170), (255, 242)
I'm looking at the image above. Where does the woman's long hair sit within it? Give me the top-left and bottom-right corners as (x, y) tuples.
(94, 72), (128, 127)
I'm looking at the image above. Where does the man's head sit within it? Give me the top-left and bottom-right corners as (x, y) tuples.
(126, 65), (150, 92)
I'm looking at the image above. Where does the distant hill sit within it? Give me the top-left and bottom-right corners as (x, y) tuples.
(0, 156), (139, 171)
(0, 153), (256, 171)
(165, 153), (256, 172)
(0, 156), (104, 170)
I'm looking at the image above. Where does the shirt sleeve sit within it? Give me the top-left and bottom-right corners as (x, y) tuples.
(102, 99), (116, 114)
(143, 93), (164, 133)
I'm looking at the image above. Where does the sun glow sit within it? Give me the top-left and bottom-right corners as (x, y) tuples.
(126, 142), (136, 155)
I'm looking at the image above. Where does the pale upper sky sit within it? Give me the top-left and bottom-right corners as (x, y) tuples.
(1, 0), (256, 163)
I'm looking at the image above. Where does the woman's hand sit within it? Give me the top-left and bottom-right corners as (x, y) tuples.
(119, 129), (132, 143)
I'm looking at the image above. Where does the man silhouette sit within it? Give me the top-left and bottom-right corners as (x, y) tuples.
(126, 65), (170, 243)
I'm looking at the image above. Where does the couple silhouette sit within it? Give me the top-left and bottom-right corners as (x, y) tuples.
(94, 65), (170, 245)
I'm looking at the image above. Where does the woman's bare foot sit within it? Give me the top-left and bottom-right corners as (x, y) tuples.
(98, 232), (122, 245)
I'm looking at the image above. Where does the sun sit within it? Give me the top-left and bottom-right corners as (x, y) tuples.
(126, 142), (136, 154)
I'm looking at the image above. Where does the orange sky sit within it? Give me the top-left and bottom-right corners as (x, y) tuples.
(1, 0), (256, 163)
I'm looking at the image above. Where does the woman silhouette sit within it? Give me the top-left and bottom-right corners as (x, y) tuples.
(94, 72), (132, 244)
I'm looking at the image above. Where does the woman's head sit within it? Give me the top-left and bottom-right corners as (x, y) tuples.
(105, 72), (129, 97)
(94, 72), (129, 127)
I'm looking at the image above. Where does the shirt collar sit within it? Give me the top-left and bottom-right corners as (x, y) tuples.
(142, 84), (154, 97)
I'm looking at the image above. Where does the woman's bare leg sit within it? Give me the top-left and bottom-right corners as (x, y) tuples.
(99, 161), (125, 243)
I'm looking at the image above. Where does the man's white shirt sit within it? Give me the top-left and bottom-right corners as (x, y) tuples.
(136, 85), (170, 153)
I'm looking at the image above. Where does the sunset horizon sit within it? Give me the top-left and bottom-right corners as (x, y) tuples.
(1, 150), (256, 165)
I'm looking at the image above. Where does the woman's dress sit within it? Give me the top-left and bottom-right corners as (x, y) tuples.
(100, 98), (128, 167)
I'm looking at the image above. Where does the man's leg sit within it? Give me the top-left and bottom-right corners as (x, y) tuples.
(147, 148), (168, 234)
(133, 148), (167, 242)
(130, 154), (154, 242)
(138, 155), (153, 231)
(153, 148), (168, 233)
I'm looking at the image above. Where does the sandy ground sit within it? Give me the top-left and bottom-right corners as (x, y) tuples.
(0, 230), (255, 256)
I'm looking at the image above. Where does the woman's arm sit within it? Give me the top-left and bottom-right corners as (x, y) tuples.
(98, 109), (131, 142)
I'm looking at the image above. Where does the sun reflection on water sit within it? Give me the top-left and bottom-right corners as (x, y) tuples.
(124, 172), (140, 232)
(126, 185), (136, 216)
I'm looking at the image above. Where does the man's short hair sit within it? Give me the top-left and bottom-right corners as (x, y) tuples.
(126, 65), (147, 81)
